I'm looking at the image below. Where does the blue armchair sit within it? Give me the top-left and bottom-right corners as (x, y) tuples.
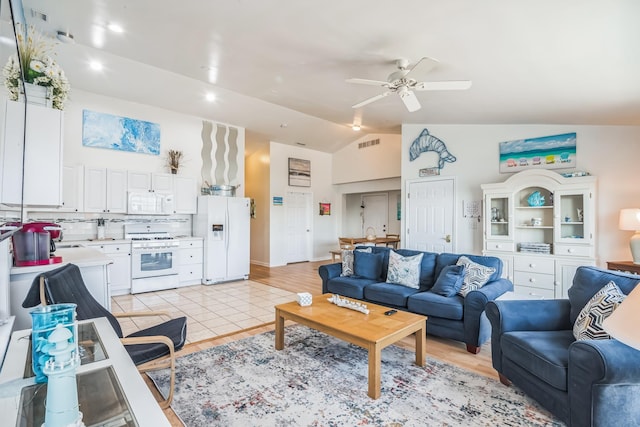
(486, 266), (640, 426)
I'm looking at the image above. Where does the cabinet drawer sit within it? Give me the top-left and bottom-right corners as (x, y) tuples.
(513, 271), (555, 291)
(513, 256), (554, 274)
(179, 264), (202, 280)
(554, 244), (592, 257)
(89, 243), (131, 254)
(179, 239), (203, 249)
(513, 284), (555, 299)
(484, 241), (515, 252)
(180, 248), (203, 264)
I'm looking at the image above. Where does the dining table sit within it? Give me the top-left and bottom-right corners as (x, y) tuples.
(329, 236), (401, 262)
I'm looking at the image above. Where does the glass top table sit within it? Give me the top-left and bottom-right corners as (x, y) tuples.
(0, 317), (169, 427)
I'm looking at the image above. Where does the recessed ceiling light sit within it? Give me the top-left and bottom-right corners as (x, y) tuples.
(280, 123), (288, 128)
(107, 23), (124, 33)
(352, 124), (361, 131)
(89, 60), (103, 71)
(205, 92), (216, 102)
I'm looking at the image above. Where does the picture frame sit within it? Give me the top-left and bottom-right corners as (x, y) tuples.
(499, 132), (577, 173)
(288, 158), (311, 187)
(319, 203), (331, 216)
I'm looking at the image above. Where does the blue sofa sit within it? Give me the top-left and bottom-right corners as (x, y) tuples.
(318, 247), (513, 354)
(486, 266), (640, 426)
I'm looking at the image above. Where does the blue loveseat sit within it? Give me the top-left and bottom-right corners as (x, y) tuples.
(318, 246), (513, 353)
(486, 266), (640, 426)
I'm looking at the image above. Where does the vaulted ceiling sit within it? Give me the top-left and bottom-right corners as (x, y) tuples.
(9, 0), (640, 152)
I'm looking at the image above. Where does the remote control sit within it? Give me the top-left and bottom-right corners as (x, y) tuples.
(384, 309), (397, 316)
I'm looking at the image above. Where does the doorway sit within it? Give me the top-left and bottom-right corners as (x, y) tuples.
(405, 177), (456, 252)
(285, 191), (312, 263)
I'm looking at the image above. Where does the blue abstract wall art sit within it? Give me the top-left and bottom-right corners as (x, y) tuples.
(82, 110), (161, 155)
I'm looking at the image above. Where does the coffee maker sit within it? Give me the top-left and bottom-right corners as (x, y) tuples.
(11, 222), (63, 267)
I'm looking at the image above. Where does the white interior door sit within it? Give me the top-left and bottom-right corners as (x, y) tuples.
(285, 191), (312, 263)
(406, 178), (455, 252)
(362, 194), (389, 237)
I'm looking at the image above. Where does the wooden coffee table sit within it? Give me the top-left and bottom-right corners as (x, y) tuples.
(275, 293), (427, 399)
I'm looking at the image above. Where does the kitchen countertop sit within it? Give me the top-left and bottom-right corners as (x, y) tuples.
(10, 247), (113, 275)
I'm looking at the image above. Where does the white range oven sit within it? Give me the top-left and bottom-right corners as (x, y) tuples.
(125, 224), (180, 294)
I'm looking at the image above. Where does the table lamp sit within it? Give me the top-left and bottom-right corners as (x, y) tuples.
(603, 285), (640, 351)
(619, 208), (640, 264)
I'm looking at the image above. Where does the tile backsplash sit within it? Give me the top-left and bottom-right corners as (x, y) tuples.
(6, 210), (192, 241)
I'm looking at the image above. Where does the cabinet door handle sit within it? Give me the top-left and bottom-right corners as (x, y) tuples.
(529, 263), (535, 268)
(529, 278), (536, 283)
(568, 248), (575, 253)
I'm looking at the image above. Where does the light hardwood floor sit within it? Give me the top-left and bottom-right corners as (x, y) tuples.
(151, 260), (497, 425)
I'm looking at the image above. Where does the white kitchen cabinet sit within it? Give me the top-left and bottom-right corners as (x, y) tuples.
(60, 165), (84, 212)
(482, 169), (596, 298)
(84, 168), (127, 213)
(178, 238), (203, 286)
(173, 176), (198, 214)
(1, 100), (64, 206)
(86, 242), (132, 295)
(127, 171), (173, 193)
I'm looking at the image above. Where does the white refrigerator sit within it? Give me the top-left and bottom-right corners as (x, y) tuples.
(194, 196), (250, 284)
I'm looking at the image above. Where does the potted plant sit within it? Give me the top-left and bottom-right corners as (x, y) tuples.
(167, 149), (184, 174)
(2, 24), (70, 110)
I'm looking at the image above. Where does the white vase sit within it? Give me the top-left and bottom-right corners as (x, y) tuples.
(19, 82), (53, 108)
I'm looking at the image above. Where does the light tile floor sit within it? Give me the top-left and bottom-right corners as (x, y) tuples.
(111, 280), (296, 344)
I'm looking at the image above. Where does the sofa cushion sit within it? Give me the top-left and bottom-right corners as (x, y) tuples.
(435, 253), (502, 283)
(456, 256), (496, 297)
(573, 281), (626, 340)
(430, 264), (465, 297)
(353, 251), (384, 280)
(407, 291), (464, 320)
(501, 330), (574, 391)
(364, 282), (419, 307)
(386, 250), (424, 289)
(569, 266), (640, 324)
(326, 276), (379, 300)
(340, 247), (372, 277)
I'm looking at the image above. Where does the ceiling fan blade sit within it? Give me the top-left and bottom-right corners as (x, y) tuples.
(346, 78), (389, 87)
(352, 91), (391, 109)
(414, 80), (472, 91)
(405, 57), (439, 77)
(399, 90), (421, 112)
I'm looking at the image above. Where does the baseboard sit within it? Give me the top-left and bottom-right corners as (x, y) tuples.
(250, 259), (270, 267)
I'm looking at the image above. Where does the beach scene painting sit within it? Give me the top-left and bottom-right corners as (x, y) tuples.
(499, 132), (576, 173)
(82, 110), (161, 155)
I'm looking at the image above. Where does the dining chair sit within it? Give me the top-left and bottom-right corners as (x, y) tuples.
(385, 233), (400, 249)
(22, 263), (187, 409)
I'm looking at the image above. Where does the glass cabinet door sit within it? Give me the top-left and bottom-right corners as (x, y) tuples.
(555, 189), (593, 245)
(485, 193), (511, 240)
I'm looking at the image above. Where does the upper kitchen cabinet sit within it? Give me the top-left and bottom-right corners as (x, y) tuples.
(127, 171), (173, 193)
(1, 100), (64, 206)
(173, 176), (198, 214)
(84, 168), (127, 213)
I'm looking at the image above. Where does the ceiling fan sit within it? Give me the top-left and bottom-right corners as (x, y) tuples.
(346, 57), (472, 112)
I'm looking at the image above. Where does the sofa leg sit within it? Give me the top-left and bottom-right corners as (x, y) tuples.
(466, 344), (481, 354)
(498, 373), (512, 386)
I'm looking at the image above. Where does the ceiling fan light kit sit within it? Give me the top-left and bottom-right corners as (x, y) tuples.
(347, 57), (471, 112)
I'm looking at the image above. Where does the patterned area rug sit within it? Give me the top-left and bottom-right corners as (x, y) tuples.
(148, 325), (564, 426)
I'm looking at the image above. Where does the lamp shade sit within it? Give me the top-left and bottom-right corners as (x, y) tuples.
(603, 284), (640, 351)
(619, 208), (640, 231)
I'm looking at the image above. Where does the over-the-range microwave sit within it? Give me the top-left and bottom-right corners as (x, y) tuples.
(127, 191), (175, 215)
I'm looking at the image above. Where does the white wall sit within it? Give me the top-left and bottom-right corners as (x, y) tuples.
(401, 124), (640, 265)
(269, 141), (337, 266)
(332, 133), (401, 184)
(64, 90), (245, 193)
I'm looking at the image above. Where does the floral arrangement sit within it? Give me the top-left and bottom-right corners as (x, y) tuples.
(3, 24), (70, 110)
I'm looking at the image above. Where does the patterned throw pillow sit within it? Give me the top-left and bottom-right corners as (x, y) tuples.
(573, 281), (626, 341)
(340, 247), (372, 277)
(386, 250), (424, 289)
(456, 256), (496, 297)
